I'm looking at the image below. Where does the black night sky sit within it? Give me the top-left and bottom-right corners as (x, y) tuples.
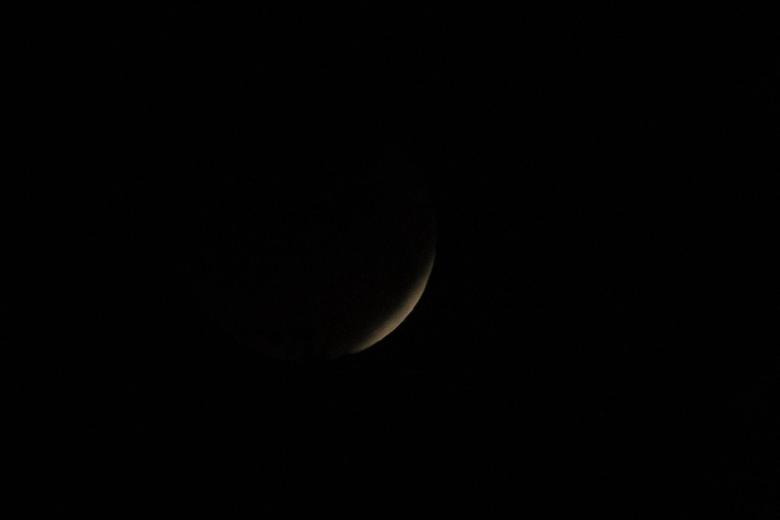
(14, 6), (779, 517)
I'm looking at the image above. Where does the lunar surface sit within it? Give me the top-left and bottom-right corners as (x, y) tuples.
(350, 248), (435, 354)
(189, 157), (436, 361)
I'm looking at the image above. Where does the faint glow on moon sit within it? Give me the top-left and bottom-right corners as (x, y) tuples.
(350, 248), (436, 354)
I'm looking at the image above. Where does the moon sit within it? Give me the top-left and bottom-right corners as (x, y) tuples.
(190, 162), (436, 361)
(349, 247), (435, 354)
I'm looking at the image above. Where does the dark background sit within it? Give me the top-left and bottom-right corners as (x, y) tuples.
(13, 5), (779, 517)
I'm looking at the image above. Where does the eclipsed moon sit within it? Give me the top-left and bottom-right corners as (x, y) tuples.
(190, 159), (436, 361)
(349, 247), (435, 354)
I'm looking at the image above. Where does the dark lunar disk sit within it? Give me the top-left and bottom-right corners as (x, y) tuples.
(189, 152), (436, 361)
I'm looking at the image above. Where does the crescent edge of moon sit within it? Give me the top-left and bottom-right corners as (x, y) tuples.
(349, 248), (436, 355)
